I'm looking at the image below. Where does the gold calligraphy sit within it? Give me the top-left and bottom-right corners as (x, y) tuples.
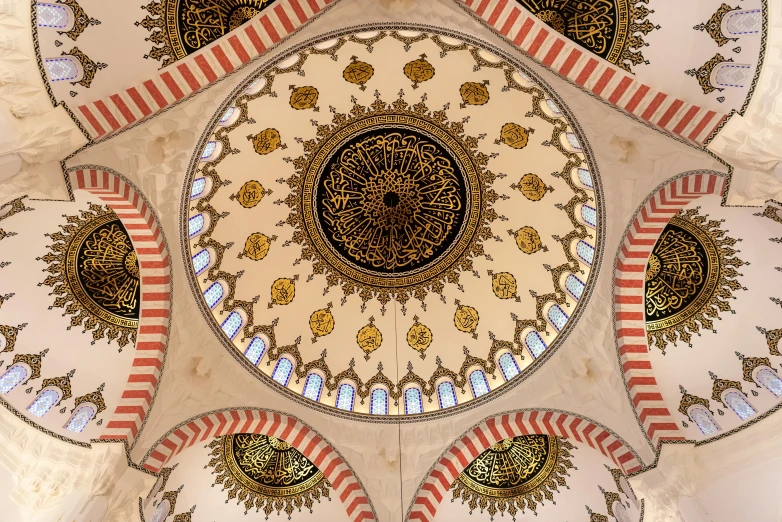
(269, 277), (296, 307)
(289, 85), (319, 110)
(645, 227), (705, 320)
(492, 272), (517, 299)
(309, 304), (335, 342)
(459, 81), (490, 106)
(241, 232), (273, 261)
(342, 57), (374, 90)
(454, 300), (479, 337)
(406, 315), (432, 358)
(513, 173), (550, 201)
(233, 180), (268, 208)
(248, 128), (281, 155)
(357, 317), (382, 359)
(499, 123), (531, 149)
(404, 55), (435, 88)
(512, 226), (543, 254)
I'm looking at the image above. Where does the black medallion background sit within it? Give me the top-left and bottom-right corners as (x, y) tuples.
(461, 434), (552, 490)
(228, 434), (322, 493)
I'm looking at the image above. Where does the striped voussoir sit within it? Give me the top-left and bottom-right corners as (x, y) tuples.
(76, 0), (334, 140)
(615, 173), (725, 448)
(461, 0), (727, 146)
(407, 410), (642, 522)
(72, 169), (171, 445)
(141, 409), (376, 522)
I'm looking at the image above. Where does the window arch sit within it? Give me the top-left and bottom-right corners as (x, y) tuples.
(192, 249), (211, 276)
(188, 213), (205, 237)
(45, 57), (81, 82)
(564, 273), (585, 301)
(620, 476), (639, 508)
(0, 364), (29, 393)
(37, 2), (72, 28)
(336, 383), (355, 411)
(722, 389), (756, 420)
(218, 107), (240, 126)
(190, 177), (208, 199)
(468, 369), (490, 398)
(498, 353), (520, 381)
(524, 330), (548, 358)
(220, 311), (243, 340)
(28, 387), (61, 417)
(370, 388), (389, 415)
(756, 367), (782, 397)
(245, 77), (266, 95)
(437, 381), (458, 409)
(151, 499), (171, 522)
(203, 281), (225, 310)
(723, 9), (761, 36)
(612, 502), (632, 522)
(564, 131), (582, 151)
(576, 167), (593, 189)
(547, 304), (569, 332)
(271, 358), (294, 386)
(200, 141), (222, 162)
(688, 405), (720, 435)
(580, 204), (597, 228)
(576, 240), (594, 266)
(544, 98), (562, 117)
(64, 403), (96, 433)
(302, 373), (324, 402)
(712, 62), (752, 89)
(244, 336), (267, 366)
(404, 387), (423, 414)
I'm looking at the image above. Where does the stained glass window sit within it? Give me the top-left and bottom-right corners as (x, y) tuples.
(498, 353), (520, 381)
(404, 387), (423, 414)
(302, 373), (323, 401)
(757, 368), (782, 397)
(547, 304), (569, 332)
(576, 240), (594, 266)
(545, 98), (561, 115)
(689, 405), (720, 435)
(525, 331), (547, 359)
(336, 383), (355, 411)
(725, 9), (761, 35)
(192, 249), (210, 275)
(246, 77), (264, 94)
(437, 381), (457, 409)
(190, 177), (206, 199)
(201, 141), (217, 160)
(244, 336), (266, 366)
(203, 282), (223, 309)
(714, 63), (751, 88)
(0, 364), (28, 394)
(271, 358), (293, 386)
(724, 390), (756, 420)
(565, 132), (581, 151)
(188, 214), (204, 237)
(65, 403), (96, 433)
(28, 388), (60, 417)
(151, 500), (170, 522)
(221, 311), (243, 340)
(468, 370), (489, 398)
(45, 57), (79, 82)
(564, 273), (585, 301)
(219, 107), (236, 124)
(370, 388), (388, 415)
(37, 3), (70, 28)
(613, 503), (632, 522)
(581, 205), (597, 228)
(577, 168), (593, 189)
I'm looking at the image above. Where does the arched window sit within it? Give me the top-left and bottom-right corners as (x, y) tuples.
(713, 62), (752, 89)
(64, 403), (96, 433)
(203, 282), (224, 310)
(0, 364), (29, 393)
(190, 177), (207, 199)
(245, 77), (266, 95)
(545, 98), (561, 115)
(620, 476), (639, 508)
(580, 204), (597, 228)
(564, 273), (585, 301)
(192, 249), (211, 276)
(244, 336), (266, 366)
(468, 370), (490, 398)
(302, 373), (323, 401)
(498, 353), (520, 381)
(404, 387), (423, 414)
(37, 3), (71, 28)
(612, 502), (632, 522)
(45, 57), (80, 82)
(756, 367), (782, 397)
(723, 390), (756, 420)
(525, 331), (548, 358)
(200, 141), (218, 161)
(336, 383), (355, 411)
(151, 499), (171, 522)
(271, 358), (293, 386)
(218, 107), (238, 126)
(370, 388), (388, 415)
(565, 132), (582, 151)
(220, 311), (243, 340)
(188, 214), (204, 237)
(28, 388), (61, 417)
(688, 405), (720, 435)
(577, 167), (593, 189)
(437, 381), (457, 409)
(576, 240), (594, 266)
(723, 9), (761, 36)
(547, 304), (569, 332)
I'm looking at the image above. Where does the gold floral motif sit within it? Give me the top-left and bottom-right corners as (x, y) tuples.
(0, 196), (34, 223)
(512, 226), (544, 254)
(342, 57), (374, 90)
(269, 277), (296, 307)
(0, 323), (26, 354)
(241, 232), (273, 261)
(685, 54), (731, 95)
(403, 55), (435, 88)
(72, 383), (106, 415)
(454, 300), (479, 337)
(406, 315), (432, 358)
(678, 385), (712, 416)
(61, 47), (107, 88)
(357, 317), (382, 360)
(55, 0), (100, 41)
(499, 123), (532, 149)
(459, 81), (490, 106)
(247, 129), (281, 155)
(513, 173), (550, 201)
(10, 350), (47, 381)
(233, 180), (268, 208)
(38, 370), (74, 404)
(695, 4), (740, 47)
(309, 304), (335, 342)
(492, 272), (517, 299)
(289, 85), (319, 110)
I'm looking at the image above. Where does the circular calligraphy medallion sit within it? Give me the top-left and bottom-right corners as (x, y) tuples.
(514, 226), (543, 254)
(270, 277), (296, 306)
(460, 82), (490, 106)
(516, 174), (549, 201)
(236, 180), (266, 208)
(407, 321), (433, 353)
(243, 232), (272, 261)
(492, 272), (517, 299)
(500, 123), (531, 149)
(454, 304), (479, 334)
(290, 86), (319, 110)
(343, 60), (374, 87)
(404, 57), (435, 85)
(309, 307), (335, 338)
(248, 129), (281, 156)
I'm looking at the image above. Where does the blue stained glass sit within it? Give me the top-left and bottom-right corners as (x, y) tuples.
(219, 107), (235, 123)
(201, 141), (217, 160)
(498, 353), (520, 382)
(724, 391), (756, 420)
(581, 205), (597, 228)
(577, 240), (594, 266)
(757, 368), (782, 397)
(548, 304), (569, 332)
(469, 370), (490, 398)
(221, 311), (243, 340)
(45, 58), (78, 81)
(28, 389), (60, 417)
(0, 365), (28, 393)
(565, 274), (585, 301)
(37, 3), (69, 28)
(370, 388), (388, 415)
(271, 358), (293, 386)
(525, 331), (548, 359)
(404, 387), (423, 414)
(192, 249), (210, 275)
(191, 177), (206, 198)
(203, 282), (223, 309)
(302, 373), (323, 401)
(336, 384), (355, 411)
(437, 382), (457, 409)
(244, 337), (266, 365)
(65, 404), (96, 433)
(566, 132), (581, 150)
(151, 500), (171, 522)
(188, 214), (204, 237)
(577, 168), (593, 189)
(545, 99), (561, 114)
(690, 406), (720, 435)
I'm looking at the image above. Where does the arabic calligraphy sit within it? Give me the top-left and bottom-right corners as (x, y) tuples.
(492, 272), (518, 299)
(309, 304), (335, 340)
(270, 277), (296, 306)
(232, 434), (318, 486)
(406, 316), (432, 356)
(464, 435), (549, 488)
(289, 85), (319, 110)
(500, 123), (531, 149)
(459, 81), (490, 106)
(454, 302), (479, 335)
(234, 180), (267, 208)
(514, 173), (549, 201)
(343, 57), (374, 90)
(404, 55), (435, 88)
(248, 129), (281, 155)
(513, 226), (543, 254)
(357, 318), (382, 358)
(242, 232), (272, 261)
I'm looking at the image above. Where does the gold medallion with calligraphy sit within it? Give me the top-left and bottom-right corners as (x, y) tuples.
(500, 123), (531, 149)
(309, 305), (335, 341)
(403, 56), (435, 87)
(407, 316), (432, 357)
(289, 86), (319, 110)
(342, 58), (374, 90)
(454, 303), (479, 335)
(248, 129), (281, 155)
(270, 277), (296, 306)
(459, 82), (490, 106)
(492, 272), (518, 299)
(234, 180), (267, 208)
(357, 319), (382, 358)
(243, 232), (272, 261)
(513, 226), (543, 254)
(514, 173), (550, 201)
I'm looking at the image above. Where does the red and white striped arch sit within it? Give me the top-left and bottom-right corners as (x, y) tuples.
(614, 172), (726, 448)
(407, 410), (643, 522)
(460, 0), (727, 146)
(141, 409), (376, 522)
(70, 167), (171, 446)
(76, 0), (335, 140)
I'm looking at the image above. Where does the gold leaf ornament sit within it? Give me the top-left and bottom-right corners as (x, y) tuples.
(403, 54), (435, 88)
(513, 226), (543, 254)
(459, 81), (490, 106)
(406, 315), (432, 358)
(289, 85), (319, 110)
(309, 304), (335, 341)
(514, 173), (550, 201)
(269, 277), (296, 307)
(357, 317), (382, 359)
(500, 123), (532, 149)
(242, 232), (272, 261)
(234, 180), (268, 208)
(247, 128), (281, 155)
(343, 56), (374, 90)
(454, 300), (479, 337)
(491, 272), (517, 299)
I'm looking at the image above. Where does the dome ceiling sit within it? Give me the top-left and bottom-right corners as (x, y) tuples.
(183, 26), (603, 418)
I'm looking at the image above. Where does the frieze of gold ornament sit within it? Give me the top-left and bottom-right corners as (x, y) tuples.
(756, 326), (781, 356)
(587, 506), (610, 522)
(735, 351), (774, 384)
(160, 486), (182, 517)
(37, 369), (75, 405)
(406, 315), (432, 359)
(695, 4), (740, 47)
(678, 385), (712, 416)
(55, 0), (100, 41)
(686, 54), (731, 95)
(390, 30), (428, 51)
(9, 349), (48, 382)
(0, 196), (34, 223)
(61, 47), (107, 88)
(754, 205), (782, 225)
(342, 56), (374, 90)
(600, 485), (622, 516)
(247, 129), (283, 156)
(72, 383), (106, 415)
(708, 371), (744, 405)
